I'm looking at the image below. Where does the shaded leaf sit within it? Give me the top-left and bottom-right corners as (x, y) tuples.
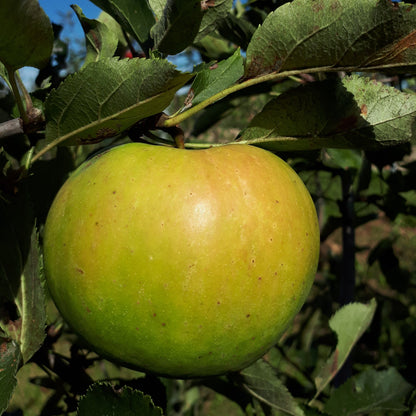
(240, 360), (305, 416)
(366, 143), (412, 170)
(324, 367), (414, 416)
(0, 0), (53, 70)
(151, 0), (204, 55)
(27, 147), (75, 224)
(77, 383), (163, 416)
(196, 0), (233, 41)
(19, 227), (46, 364)
(217, 12), (257, 50)
(72, 5), (118, 67)
(303, 407), (331, 416)
(44, 58), (192, 146)
(0, 185), (35, 332)
(320, 213), (377, 242)
(313, 299), (377, 399)
(245, 0), (416, 78)
(238, 76), (416, 151)
(324, 149), (363, 171)
(190, 48), (244, 106)
(89, 0), (155, 52)
(194, 33), (236, 61)
(367, 237), (410, 292)
(191, 99), (236, 136)
(0, 208), (23, 318)
(0, 339), (21, 414)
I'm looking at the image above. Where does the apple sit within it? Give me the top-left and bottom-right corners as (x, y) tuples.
(43, 142), (319, 378)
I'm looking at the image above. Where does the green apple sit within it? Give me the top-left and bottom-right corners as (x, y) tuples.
(43, 143), (319, 378)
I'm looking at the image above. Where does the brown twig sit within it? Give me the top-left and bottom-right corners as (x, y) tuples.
(0, 118), (24, 139)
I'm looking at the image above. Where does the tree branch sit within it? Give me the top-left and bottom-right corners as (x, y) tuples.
(0, 118), (24, 139)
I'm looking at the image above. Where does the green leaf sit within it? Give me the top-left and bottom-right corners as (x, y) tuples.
(0, 0), (53, 70)
(190, 48), (244, 107)
(151, 0), (204, 55)
(19, 227), (46, 364)
(0, 207), (23, 321)
(0, 62), (12, 91)
(72, 5), (119, 67)
(0, 339), (21, 415)
(303, 407), (330, 416)
(77, 383), (163, 416)
(367, 237), (410, 292)
(194, 33), (236, 61)
(240, 360), (305, 416)
(245, 0), (416, 78)
(324, 149), (363, 171)
(89, 0), (155, 53)
(0, 265), (21, 343)
(0, 184), (35, 325)
(148, 0), (166, 19)
(313, 299), (377, 399)
(96, 11), (128, 49)
(217, 12), (257, 50)
(324, 367), (414, 416)
(0, 183), (37, 345)
(196, 0), (233, 42)
(238, 76), (416, 151)
(191, 99), (235, 136)
(44, 58), (192, 146)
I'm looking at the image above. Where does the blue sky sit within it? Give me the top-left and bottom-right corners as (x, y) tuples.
(39, 0), (101, 32)
(21, 0), (101, 88)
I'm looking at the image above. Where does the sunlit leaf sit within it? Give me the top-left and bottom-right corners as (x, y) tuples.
(238, 76), (416, 151)
(97, 11), (129, 49)
(89, 0), (155, 52)
(190, 48), (244, 106)
(72, 5), (118, 67)
(44, 58), (192, 146)
(148, 0), (166, 19)
(245, 0), (416, 78)
(313, 299), (377, 399)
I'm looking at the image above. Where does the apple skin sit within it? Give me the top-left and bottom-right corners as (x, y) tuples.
(43, 143), (319, 378)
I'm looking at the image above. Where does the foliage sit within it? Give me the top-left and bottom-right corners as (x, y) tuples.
(0, 0), (415, 415)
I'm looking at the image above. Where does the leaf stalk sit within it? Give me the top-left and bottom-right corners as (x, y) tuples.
(6, 66), (29, 124)
(162, 62), (416, 129)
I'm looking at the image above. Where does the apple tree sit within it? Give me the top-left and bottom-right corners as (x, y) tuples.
(0, 0), (415, 415)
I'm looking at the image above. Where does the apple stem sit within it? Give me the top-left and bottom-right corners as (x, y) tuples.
(172, 127), (185, 149)
(154, 113), (185, 149)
